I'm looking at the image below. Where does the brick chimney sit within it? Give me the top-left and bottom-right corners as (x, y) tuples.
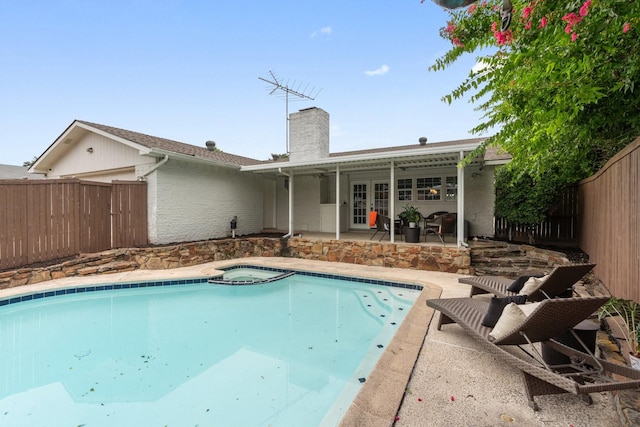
(289, 107), (329, 162)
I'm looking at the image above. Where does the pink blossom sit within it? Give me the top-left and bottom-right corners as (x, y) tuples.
(562, 13), (582, 26)
(563, 12), (582, 34)
(468, 3), (477, 14)
(525, 21), (532, 30)
(491, 21), (498, 32)
(522, 6), (533, 20)
(540, 17), (547, 28)
(445, 22), (456, 34)
(579, 0), (591, 17)
(623, 22), (631, 33)
(494, 29), (513, 46)
(452, 37), (464, 47)
(571, 32), (578, 42)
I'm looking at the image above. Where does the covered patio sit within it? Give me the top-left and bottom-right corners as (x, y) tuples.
(243, 129), (510, 249)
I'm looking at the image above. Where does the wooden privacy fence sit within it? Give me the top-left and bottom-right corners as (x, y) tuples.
(578, 136), (640, 303)
(0, 179), (147, 271)
(494, 186), (579, 245)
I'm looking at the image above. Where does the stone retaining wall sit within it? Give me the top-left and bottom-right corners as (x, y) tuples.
(0, 237), (472, 290)
(468, 240), (571, 276)
(0, 237), (577, 291)
(0, 238), (287, 289)
(287, 237), (471, 273)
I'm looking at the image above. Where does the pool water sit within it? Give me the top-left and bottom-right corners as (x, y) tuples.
(0, 271), (420, 426)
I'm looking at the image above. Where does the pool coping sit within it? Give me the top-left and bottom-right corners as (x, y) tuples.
(0, 258), (441, 426)
(337, 272), (440, 427)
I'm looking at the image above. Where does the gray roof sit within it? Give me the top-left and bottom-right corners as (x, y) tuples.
(244, 136), (511, 175)
(0, 164), (33, 179)
(77, 121), (263, 167)
(33, 120), (509, 175)
(329, 138), (486, 157)
(332, 138), (511, 163)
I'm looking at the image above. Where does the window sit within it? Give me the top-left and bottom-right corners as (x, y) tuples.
(446, 176), (458, 201)
(397, 178), (412, 201)
(417, 177), (441, 201)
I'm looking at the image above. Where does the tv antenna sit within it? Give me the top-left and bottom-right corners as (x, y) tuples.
(259, 70), (321, 153)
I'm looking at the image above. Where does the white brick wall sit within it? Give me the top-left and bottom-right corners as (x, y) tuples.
(148, 159), (264, 244)
(289, 107), (329, 162)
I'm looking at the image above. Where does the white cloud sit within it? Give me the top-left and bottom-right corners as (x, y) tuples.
(471, 59), (490, 74)
(364, 65), (390, 76)
(311, 26), (332, 38)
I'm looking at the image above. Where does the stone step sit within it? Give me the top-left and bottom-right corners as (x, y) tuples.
(472, 266), (545, 278)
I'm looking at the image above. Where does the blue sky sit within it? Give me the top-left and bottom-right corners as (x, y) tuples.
(0, 1), (486, 166)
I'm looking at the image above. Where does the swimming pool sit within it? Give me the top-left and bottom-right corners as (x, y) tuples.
(0, 265), (422, 426)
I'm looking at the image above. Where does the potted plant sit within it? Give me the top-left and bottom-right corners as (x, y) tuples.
(399, 204), (422, 228)
(598, 296), (640, 369)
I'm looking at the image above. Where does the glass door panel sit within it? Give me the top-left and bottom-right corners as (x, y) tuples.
(373, 182), (389, 217)
(351, 182), (368, 228)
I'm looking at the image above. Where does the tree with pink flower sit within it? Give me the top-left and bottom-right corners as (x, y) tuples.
(427, 0), (639, 220)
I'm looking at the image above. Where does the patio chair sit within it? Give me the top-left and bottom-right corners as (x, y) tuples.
(459, 263), (596, 302)
(425, 212), (457, 245)
(426, 295), (640, 410)
(423, 211), (448, 242)
(370, 213), (390, 241)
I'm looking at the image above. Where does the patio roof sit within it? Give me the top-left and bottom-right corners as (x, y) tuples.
(240, 137), (510, 175)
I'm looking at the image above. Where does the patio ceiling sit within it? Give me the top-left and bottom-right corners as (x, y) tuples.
(240, 140), (489, 176)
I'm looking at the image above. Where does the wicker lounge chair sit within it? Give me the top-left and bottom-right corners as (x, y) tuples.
(427, 296), (640, 410)
(459, 263), (596, 301)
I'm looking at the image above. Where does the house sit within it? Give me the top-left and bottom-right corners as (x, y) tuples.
(29, 107), (510, 246)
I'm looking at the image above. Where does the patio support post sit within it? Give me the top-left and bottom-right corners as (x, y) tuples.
(279, 167), (294, 238)
(335, 165), (340, 240)
(289, 172), (294, 237)
(390, 160), (395, 242)
(457, 151), (465, 248)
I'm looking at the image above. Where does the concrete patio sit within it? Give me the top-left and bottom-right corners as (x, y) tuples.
(273, 229), (462, 247)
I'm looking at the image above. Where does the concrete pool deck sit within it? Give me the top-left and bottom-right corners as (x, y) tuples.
(0, 258), (621, 426)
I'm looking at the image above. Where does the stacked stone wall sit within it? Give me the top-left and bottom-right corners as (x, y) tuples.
(468, 240), (571, 276)
(0, 237), (577, 291)
(286, 238), (471, 273)
(0, 237), (471, 290)
(0, 238), (287, 290)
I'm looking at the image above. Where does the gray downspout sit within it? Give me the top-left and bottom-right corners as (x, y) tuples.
(140, 155), (169, 179)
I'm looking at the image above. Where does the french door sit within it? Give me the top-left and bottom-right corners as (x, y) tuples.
(350, 181), (389, 229)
